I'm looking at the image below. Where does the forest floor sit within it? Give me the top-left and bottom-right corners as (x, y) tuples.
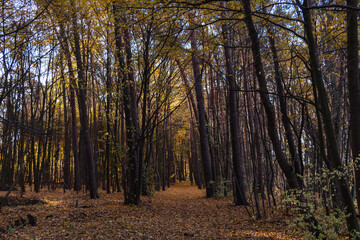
(0, 181), (302, 239)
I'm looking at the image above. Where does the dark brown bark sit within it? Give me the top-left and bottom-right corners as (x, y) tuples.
(19, 84), (26, 193)
(59, 47), (71, 190)
(113, 4), (141, 205)
(243, 51), (265, 199)
(268, 31), (303, 186)
(244, 64), (263, 218)
(241, 0), (299, 190)
(347, 0), (360, 216)
(162, 105), (168, 191)
(176, 58), (199, 122)
(90, 53), (99, 192)
(70, 1), (98, 199)
(208, 63), (221, 186)
(1, 91), (12, 186)
(221, 1), (248, 205)
(139, 22), (152, 196)
(177, 58), (203, 189)
(190, 23), (214, 198)
(105, 33), (112, 194)
(167, 115), (174, 187)
(58, 23), (81, 192)
(242, 0), (323, 235)
(189, 101), (202, 189)
(300, 0), (359, 232)
(154, 96), (161, 191)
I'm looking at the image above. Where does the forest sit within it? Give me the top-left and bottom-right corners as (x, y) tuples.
(0, 0), (359, 239)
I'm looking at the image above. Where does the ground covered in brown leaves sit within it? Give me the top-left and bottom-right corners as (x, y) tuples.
(0, 181), (301, 239)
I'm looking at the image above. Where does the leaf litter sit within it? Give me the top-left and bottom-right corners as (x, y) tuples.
(0, 181), (301, 239)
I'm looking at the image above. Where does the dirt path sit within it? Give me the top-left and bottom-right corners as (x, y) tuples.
(0, 181), (300, 239)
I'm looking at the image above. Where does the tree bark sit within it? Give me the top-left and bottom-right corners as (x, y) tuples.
(189, 23), (214, 197)
(300, 0), (359, 232)
(59, 47), (71, 190)
(58, 22), (81, 192)
(113, 3), (141, 205)
(241, 0), (322, 235)
(70, 1), (98, 199)
(241, 0), (299, 189)
(221, 1), (248, 205)
(347, 0), (360, 216)
(268, 30), (303, 186)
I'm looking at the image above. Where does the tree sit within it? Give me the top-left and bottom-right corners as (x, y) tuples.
(299, 0), (359, 232)
(70, 0), (98, 199)
(113, 2), (142, 205)
(189, 15), (215, 198)
(241, 0), (300, 190)
(220, 1), (248, 205)
(347, 0), (360, 215)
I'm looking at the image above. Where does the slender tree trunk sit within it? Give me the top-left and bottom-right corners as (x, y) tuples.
(189, 23), (214, 198)
(19, 85), (26, 193)
(29, 136), (34, 191)
(221, 2), (248, 205)
(1, 92), (11, 185)
(167, 117), (174, 187)
(113, 71), (122, 193)
(162, 105), (168, 191)
(140, 20), (153, 196)
(70, 1), (98, 199)
(242, 0), (323, 235)
(241, 0), (299, 190)
(244, 68), (262, 218)
(176, 58), (199, 122)
(58, 23), (81, 192)
(154, 97), (161, 191)
(60, 49), (71, 190)
(347, 0), (360, 216)
(300, 0), (358, 232)
(105, 36), (112, 194)
(34, 136), (42, 193)
(113, 4), (141, 205)
(268, 31), (303, 186)
(91, 61), (99, 191)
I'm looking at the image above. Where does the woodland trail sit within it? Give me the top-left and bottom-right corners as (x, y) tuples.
(0, 181), (300, 239)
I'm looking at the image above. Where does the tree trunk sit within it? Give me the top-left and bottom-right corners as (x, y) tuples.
(162, 105), (168, 191)
(268, 30), (303, 186)
(105, 35), (112, 194)
(347, 0), (360, 216)
(221, 2), (248, 205)
(58, 22), (81, 192)
(70, 1), (98, 199)
(189, 23), (214, 198)
(300, 0), (359, 232)
(60, 50), (71, 190)
(242, 0), (322, 235)
(241, 0), (299, 190)
(113, 4), (141, 205)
